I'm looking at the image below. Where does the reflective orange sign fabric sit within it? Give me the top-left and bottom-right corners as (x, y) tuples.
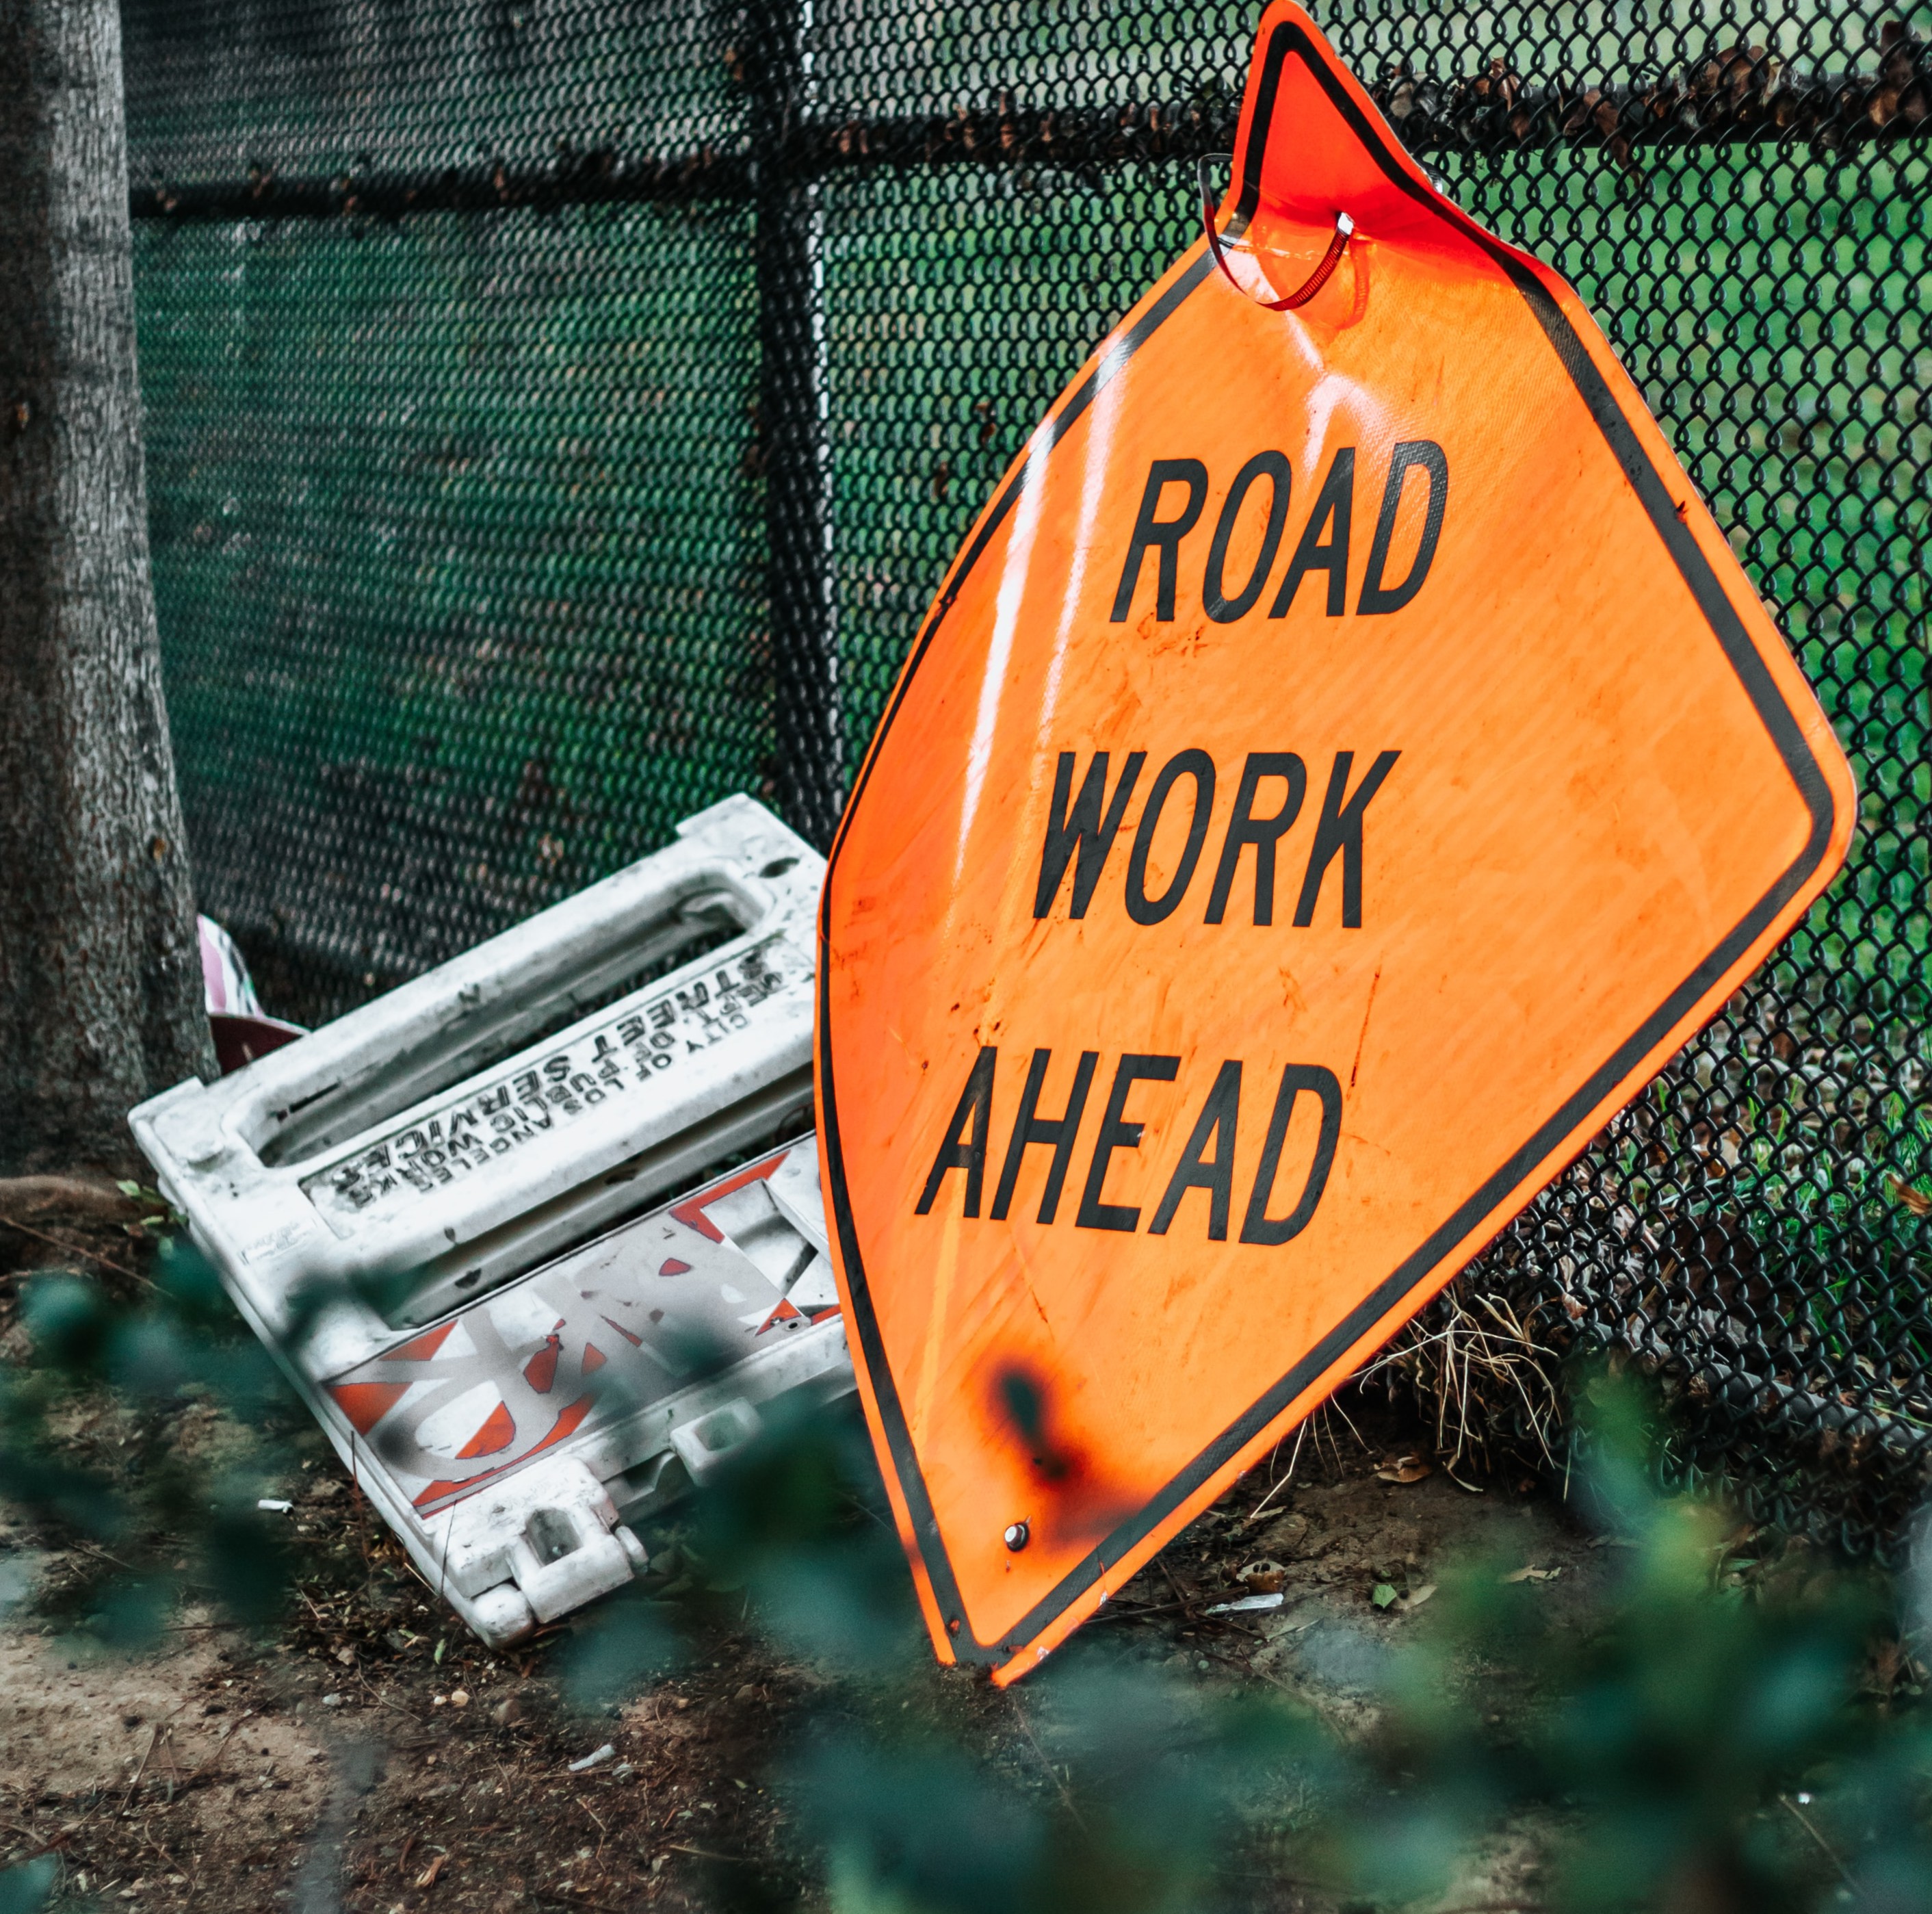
(815, 3), (1856, 1684)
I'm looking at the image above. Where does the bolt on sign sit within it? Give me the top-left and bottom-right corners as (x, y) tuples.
(816, 1), (1856, 1684)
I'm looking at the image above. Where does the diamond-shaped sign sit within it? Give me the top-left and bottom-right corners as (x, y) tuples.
(816, 2), (1855, 1684)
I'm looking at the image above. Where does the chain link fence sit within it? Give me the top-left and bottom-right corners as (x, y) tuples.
(122, 0), (1929, 1554)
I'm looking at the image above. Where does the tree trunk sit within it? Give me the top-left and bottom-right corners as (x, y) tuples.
(0, 0), (213, 1174)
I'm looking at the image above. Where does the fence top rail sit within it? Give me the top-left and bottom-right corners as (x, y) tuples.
(127, 40), (1932, 223)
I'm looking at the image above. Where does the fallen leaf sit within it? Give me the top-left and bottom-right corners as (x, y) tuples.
(1502, 1565), (1560, 1584)
(1371, 1583), (1398, 1608)
(1402, 1582), (1437, 1609)
(1888, 1175), (1932, 1217)
(1374, 1454), (1433, 1485)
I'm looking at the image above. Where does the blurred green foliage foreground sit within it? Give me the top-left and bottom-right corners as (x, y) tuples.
(5, 1235), (1932, 1914)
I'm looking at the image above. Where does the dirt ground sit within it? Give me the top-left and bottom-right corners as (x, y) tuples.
(0, 1178), (1611, 1913)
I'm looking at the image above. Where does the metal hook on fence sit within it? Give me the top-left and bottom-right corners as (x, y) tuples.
(1198, 153), (1354, 312)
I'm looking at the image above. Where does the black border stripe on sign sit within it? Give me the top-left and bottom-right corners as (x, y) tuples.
(817, 18), (1840, 1669)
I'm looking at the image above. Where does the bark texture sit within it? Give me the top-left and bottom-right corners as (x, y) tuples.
(0, 0), (213, 1173)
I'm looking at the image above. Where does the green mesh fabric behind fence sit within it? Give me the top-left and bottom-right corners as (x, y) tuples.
(136, 203), (763, 1003)
(124, 0), (1929, 1553)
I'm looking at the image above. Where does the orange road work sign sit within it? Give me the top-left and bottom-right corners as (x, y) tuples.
(815, 2), (1855, 1685)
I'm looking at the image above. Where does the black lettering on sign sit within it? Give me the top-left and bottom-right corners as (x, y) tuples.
(1269, 446), (1355, 618)
(1293, 750), (1401, 928)
(991, 1047), (1100, 1224)
(1075, 1054), (1180, 1232)
(1036, 747), (1398, 928)
(1358, 440), (1449, 615)
(1108, 444), (1449, 625)
(917, 1046), (1344, 1243)
(915, 1045), (997, 1217)
(1203, 451), (1292, 623)
(1149, 1059), (1242, 1240)
(1034, 750), (1146, 918)
(1205, 752), (1307, 925)
(1125, 749), (1216, 925)
(1110, 459), (1208, 623)
(1240, 1063), (1342, 1245)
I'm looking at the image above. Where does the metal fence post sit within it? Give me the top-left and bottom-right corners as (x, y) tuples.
(746, 0), (842, 849)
